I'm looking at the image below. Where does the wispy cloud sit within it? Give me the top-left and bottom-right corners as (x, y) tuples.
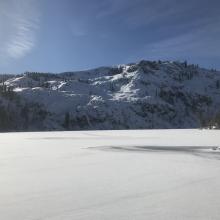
(124, 18), (220, 67)
(0, 0), (39, 62)
(93, 0), (220, 67)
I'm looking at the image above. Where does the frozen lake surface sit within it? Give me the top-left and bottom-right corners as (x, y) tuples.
(0, 129), (220, 220)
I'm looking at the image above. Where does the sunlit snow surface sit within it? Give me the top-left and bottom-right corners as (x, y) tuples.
(0, 129), (220, 220)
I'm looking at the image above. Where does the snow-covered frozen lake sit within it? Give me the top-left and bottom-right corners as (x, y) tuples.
(0, 129), (220, 220)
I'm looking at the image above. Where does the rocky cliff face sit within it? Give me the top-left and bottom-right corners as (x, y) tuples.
(0, 60), (220, 131)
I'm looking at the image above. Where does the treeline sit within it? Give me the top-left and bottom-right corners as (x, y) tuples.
(0, 99), (49, 131)
(207, 111), (220, 129)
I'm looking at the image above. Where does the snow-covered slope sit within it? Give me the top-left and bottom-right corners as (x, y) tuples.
(1, 60), (220, 131)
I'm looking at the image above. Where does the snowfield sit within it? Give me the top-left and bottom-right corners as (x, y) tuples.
(0, 129), (220, 220)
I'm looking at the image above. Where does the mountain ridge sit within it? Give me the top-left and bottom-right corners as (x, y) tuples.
(0, 60), (219, 131)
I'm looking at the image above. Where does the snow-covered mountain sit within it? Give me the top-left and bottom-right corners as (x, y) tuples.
(0, 60), (220, 131)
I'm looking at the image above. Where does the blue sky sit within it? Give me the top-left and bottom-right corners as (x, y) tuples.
(0, 0), (219, 73)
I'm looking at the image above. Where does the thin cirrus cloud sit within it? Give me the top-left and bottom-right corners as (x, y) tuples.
(0, 0), (219, 72)
(94, 0), (220, 67)
(142, 17), (220, 62)
(0, 0), (39, 62)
